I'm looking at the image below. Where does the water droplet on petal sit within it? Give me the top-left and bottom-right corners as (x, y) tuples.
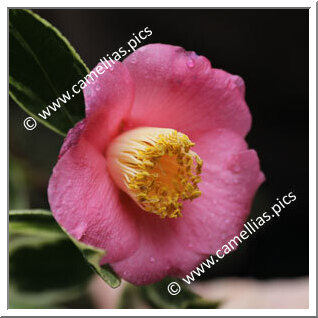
(130, 57), (137, 64)
(225, 78), (232, 88)
(149, 257), (156, 263)
(187, 58), (195, 68)
(228, 159), (241, 174)
(95, 84), (100, 91)
(233, 165), (241, 173)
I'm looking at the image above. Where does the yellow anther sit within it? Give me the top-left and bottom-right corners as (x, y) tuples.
(107, 127), (203, 218)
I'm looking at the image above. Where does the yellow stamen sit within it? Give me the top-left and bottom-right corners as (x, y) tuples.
(107, 127), (203, 218)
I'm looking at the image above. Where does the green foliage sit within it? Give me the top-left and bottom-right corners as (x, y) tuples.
(68, 237), (121, 288)
(9, 9), (89, 136)
(9, 210), (120, 308)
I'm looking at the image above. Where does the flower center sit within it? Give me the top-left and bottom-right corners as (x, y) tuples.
(107, 127), (203, 218)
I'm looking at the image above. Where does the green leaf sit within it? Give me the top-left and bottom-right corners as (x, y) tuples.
(9, 210), (120, 308)
(9, 210), (91, 308)
(9, 9), (89, 136)
(9, 210), (66, 254)
(68, 237), (121, 288)
(139, 277), (220, 309)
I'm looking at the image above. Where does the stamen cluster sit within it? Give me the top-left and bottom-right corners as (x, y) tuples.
(111, 128), (202, 218)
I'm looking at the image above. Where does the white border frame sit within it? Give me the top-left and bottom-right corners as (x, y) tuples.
(3, 0), (316, 316)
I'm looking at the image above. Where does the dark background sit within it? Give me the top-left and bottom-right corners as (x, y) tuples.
(9, 9), (309, 280)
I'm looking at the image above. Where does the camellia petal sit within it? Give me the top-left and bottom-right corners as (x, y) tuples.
(172, 130), (265, 257)
(123, 43), (251, 139)
(83, 61), (134, 118)
(82, 61), (135, 152)
(48, 137), (139, 263)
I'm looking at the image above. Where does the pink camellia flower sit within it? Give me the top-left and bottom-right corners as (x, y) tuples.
(48, 44), (264, 285)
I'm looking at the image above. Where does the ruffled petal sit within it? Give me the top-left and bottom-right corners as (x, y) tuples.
(82, 61), (135, 152)
(83, 61), (134, 117)
(108, 200), (204, 285)
(123, 44), (251, 139)
(58, 119), (85, 158)
(48, 138), (139, 263)
(172, 130), (265, 257)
